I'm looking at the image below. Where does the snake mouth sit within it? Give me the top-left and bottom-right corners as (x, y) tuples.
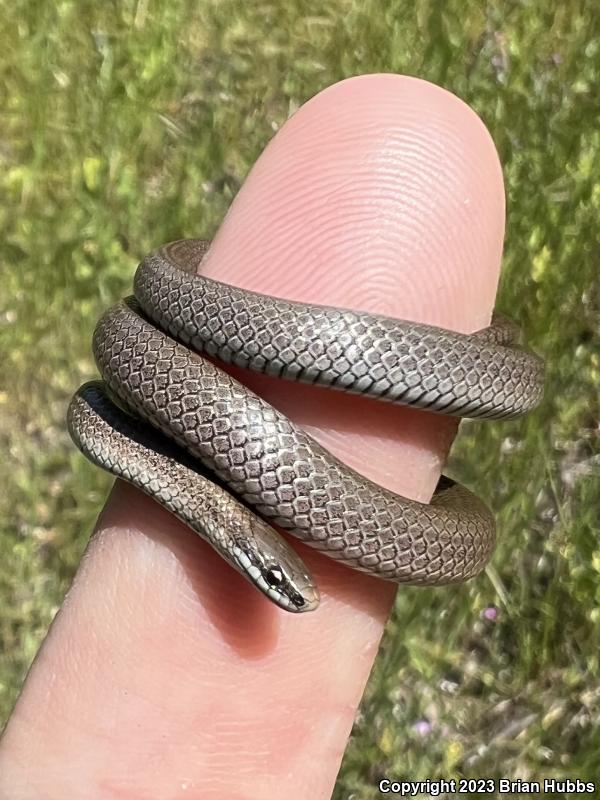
(262, 575), (320, 614)
(229, 539), (320, 613)
(250, 578), (320, 614)
(289, 583), (320, 613)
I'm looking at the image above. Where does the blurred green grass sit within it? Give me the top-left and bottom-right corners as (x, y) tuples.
(1, 0), (599, 793)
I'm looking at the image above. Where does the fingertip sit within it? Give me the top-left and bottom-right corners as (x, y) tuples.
(205, 73), (505, 332)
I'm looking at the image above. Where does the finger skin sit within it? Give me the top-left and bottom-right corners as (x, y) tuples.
(0, 75), (505, 799)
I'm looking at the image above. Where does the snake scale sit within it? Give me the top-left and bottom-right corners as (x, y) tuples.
(68, 239), (544, 612)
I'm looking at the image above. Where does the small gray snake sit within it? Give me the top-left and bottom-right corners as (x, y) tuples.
(68, 239), (544, 612)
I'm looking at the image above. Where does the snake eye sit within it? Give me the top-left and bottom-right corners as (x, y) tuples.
(265, 567), (284, 587)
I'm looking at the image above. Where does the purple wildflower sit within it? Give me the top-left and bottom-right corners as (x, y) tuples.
(413, 719), (432, 737)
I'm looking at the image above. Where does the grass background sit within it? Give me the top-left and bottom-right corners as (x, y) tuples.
(1, 0), (598, 795)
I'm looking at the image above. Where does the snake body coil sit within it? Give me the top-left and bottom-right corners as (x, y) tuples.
(68, 239), (544, 612)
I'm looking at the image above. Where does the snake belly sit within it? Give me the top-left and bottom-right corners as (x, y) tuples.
(68, 239), (544, 612)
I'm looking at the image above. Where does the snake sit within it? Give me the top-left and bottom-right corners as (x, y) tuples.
(67, 239), (544, 613)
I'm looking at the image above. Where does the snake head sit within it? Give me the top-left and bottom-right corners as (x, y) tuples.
(230, 520), (319, 613)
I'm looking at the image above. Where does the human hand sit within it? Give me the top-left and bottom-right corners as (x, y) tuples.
(0, 74), (505, 799)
